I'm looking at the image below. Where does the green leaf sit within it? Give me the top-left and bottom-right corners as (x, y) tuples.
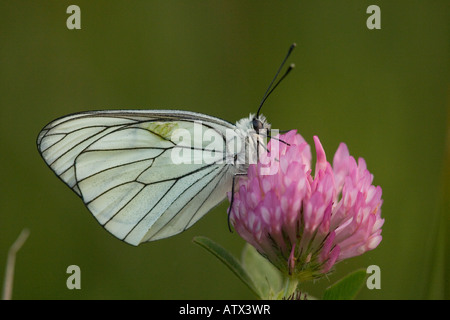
(193, 236), (261, 298)
(323, 268), (367, 300)
(241, 243), (284, 299)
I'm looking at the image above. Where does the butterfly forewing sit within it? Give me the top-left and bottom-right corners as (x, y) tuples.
(37, 110), (237, 245)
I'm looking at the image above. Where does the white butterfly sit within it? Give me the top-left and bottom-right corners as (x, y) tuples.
(37, 110), (271, 245)
(37, 44), (296, 246)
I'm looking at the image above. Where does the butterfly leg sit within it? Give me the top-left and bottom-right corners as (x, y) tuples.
(227, 172), (247, 232)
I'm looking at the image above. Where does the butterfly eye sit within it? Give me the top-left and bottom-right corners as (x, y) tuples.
(252, 118), (264, 132)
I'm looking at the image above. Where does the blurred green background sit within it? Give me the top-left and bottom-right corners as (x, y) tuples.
(1, 1), (448, 299)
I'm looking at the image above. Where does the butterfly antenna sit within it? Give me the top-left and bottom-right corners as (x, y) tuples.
(256, 43), (296, 119)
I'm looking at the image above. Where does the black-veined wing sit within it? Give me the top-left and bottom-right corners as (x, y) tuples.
(37, 110), (238, 245)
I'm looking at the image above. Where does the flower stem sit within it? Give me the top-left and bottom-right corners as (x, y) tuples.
(283, 276), (299, 299)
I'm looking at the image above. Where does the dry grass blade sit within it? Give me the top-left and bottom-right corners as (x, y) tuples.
(2, 228), (30, 300)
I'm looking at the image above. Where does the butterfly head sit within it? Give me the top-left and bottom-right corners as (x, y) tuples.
(236, 113), (271, 133)
(232, 114), (271, 173)
(252, 115), (270, 134)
